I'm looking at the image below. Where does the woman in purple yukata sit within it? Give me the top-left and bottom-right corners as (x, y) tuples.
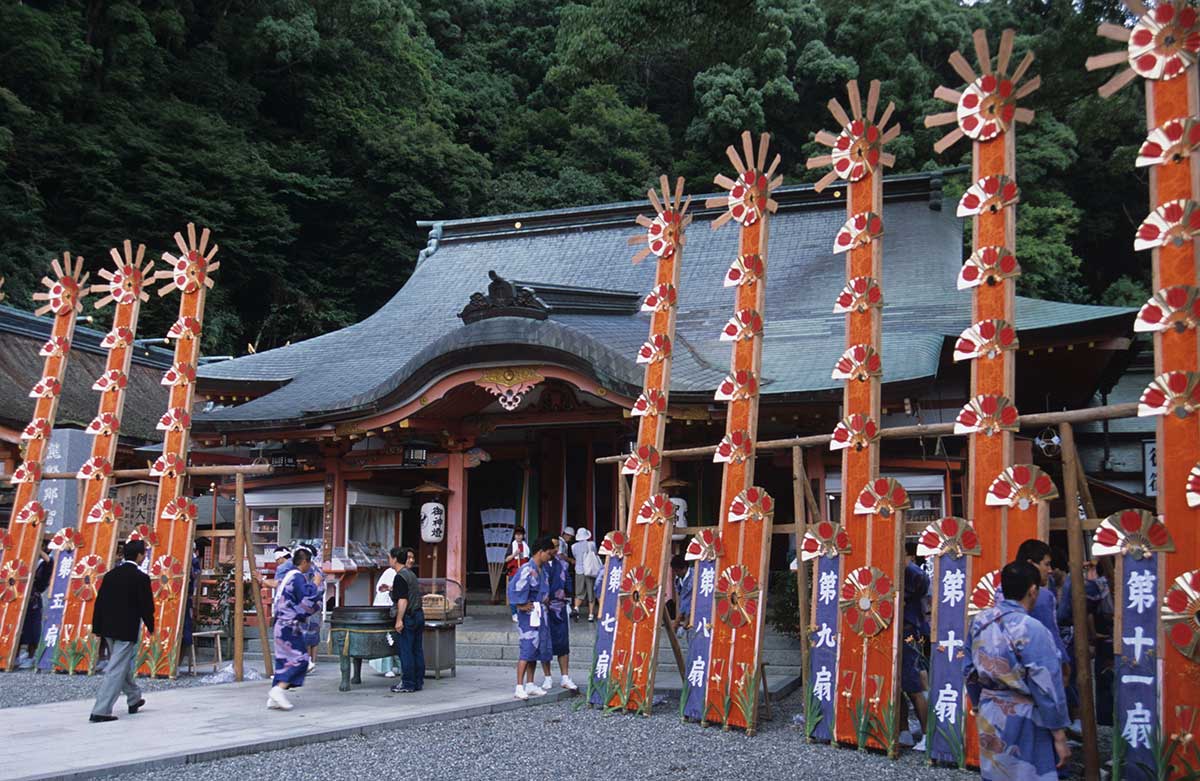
(268, 548), (323, 711)
(965, 561), (1071, 781)
(297, 544), (324, 673)
(540, 538), (578, 693)
(507, 535), (556, 700)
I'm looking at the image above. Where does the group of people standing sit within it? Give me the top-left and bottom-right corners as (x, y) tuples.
(507, 533), (579, 699)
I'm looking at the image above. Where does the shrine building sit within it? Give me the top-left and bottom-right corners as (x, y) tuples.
(191, 171), (1137, 602)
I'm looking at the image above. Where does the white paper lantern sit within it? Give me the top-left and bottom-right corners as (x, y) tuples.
(420, 502), (446, 544)
(670, 497), (688, 541)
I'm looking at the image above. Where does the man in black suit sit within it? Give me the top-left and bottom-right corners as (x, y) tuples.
(89, 539), (155, 722)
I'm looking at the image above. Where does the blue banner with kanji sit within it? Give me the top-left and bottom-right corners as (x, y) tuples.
(588, 555), (623, 707)
(927, 554), (968, 766)
(682, 558), (716, 721)
(807, 555), (841, 742)
(1114, 553), (1158, 780)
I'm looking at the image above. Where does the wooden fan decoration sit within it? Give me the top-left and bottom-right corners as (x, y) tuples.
(967, 569), (1002, 617)
(955, 394), (1020, 436)
(714, 369), (758, 402)
(809, 78), (902, 752)
(689, 131), (779, 735)
(986, 464), (1060, 509)
(1136, 284), (1200, 331)
(800, 521), (852, 561)
(917, 517), (982, 559)
(839, 566), (895, 637)
(1139, 370), (1200, 417)
(1163, 570), (1200, 661)
(1136, 199), (1200, 250)
(52, 241), (156, 673)
(135, 225), (217, 677)
(596, 177), (690, 714)
(1138, 116), (1200, 166)
(1093, 509), (1174, 560)
(0, 254), (87, 671)
(925, 28), (1040, 765)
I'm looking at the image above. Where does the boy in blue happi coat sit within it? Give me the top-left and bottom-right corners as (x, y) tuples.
(507, 535), (557, 700)
(539, 537), (578, 693)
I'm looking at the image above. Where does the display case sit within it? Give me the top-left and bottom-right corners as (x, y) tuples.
(250, 511), (280, 563)
(417, 577), (464, 678)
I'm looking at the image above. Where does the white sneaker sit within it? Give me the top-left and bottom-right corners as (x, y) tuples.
(384, 670), (397, 678)
(913, 736), (927, 752)
(307, 661), (316, 673)
(268, 686), (293, 711)
(524, 682), (546, 697)
(511, 614), (518, 623)
(561, 675), (579, 692)
(515, 685), (529, 700)
(541, 676), (553, 691)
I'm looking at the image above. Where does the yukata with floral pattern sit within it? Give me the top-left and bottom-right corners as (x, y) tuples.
(546, 551), (571, 659)
(964, 598), (1070, 781)
(272, 569), (323, 687)
(507, 559), (550, 663)
(301, 556), (325, 651)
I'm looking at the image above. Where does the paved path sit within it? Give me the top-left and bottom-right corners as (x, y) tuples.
(1, 666), (570, 781)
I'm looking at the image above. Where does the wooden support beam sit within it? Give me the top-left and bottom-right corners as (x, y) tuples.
(234, 473), (246, 682)
(792, 446), (810, 694)
(242, 524), (273, 678)
(1058, 423), (1101, 781)
(39, 464), (274, 480)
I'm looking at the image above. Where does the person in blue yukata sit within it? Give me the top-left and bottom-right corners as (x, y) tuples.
(668, 554), (693, 636)
(540, 536), (578, 692)
(268, 547), (323, 711)
(900, 541), (930, 750)
(965, 560), (1071, 780)
(298, 544), (325, 673)
(508, 535), (557, 700)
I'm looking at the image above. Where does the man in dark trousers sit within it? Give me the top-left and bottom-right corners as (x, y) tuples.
(89, 539), (155, 722)
(388, 546), (425, 693)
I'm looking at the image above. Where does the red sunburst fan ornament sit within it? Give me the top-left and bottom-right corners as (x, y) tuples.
(157, 407), (192, 432)
(1164, 570), (1200, 661)
(155, 224), (219, 297)
(926, 29), (1039, 152)
(954, 319), (1019, 362)
(720, 308), (763, 341)
(0, 531), (13, 556)
(806, 79), (901, 192)
(713, 430), (753, 464)
(799, 521), (852, 562)
(1137, 285), (1200, 332)
(1092, 509), (1174, 560)
(1086, 2), (1200, 97)
(641, 283), (677, 313)
(70, 555), (106, 601)
(959, 246), (1021, 290)
(39, 336), (70, 357)
(832, 344), (883, 382)
(636, 493), (674, 526)
(167, 316), (202, 341)
(840, 566), (895, 637)
(715, 565), (760, 628)
(957, 175), (1021, 218)
(48, 527), (83, 552)
(86, 498), (123, 525)
(636, 334), (671, 365)
(127, 524), (160, 546)
(1139, 116), (1200, 167)
(714, 369), (758, 402)
(621, 445), (661, 477)
(987, 465), (1059, 509)
(686, 529), (724, 562)
(162, 362), (197, 387)
(92, 240), (154, 309)
(85, 412), (120, 437)
(162, 498), (198, 523)
(833, 276), (883, 314)
(31, 253), (89, 317)
(833, 212), (884, 254)
(1187, 463), (1200, 507)
(969, 570), (1002, 617)
(705, 131), (782, 230)
(727, 487), (774, 524)
(1139, 371), (1200, 417)
(100, 327), (133, 350)
(854, 478), (911, 519)
(0, 562), (30, 603)
(955, 394), (1020, 436)
(618, 565), (658, 622)
(150, 556), (186, 601)
(92, 370), (128, 393)
(150, 452), (185, 478)
(632, 389), (666, 418)
(11, 461), (41, 484)
(724, 254), (765, 287)
(830, 413), (879, 452)
(598, 530), (630, 559)
(629, 175), (692, 264)
(76, 457), (113, 482)
(21, 418), (50, 442)
(15, 501), (46, 526)
(1135, 200), (1200, 250)
(29, 377), (62, 398)
(917, 516), (981, 559)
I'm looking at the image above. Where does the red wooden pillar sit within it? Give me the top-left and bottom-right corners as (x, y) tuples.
(446, 452), (467, 587)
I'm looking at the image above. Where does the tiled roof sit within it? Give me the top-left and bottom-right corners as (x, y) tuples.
(197, 172), (1133, 429)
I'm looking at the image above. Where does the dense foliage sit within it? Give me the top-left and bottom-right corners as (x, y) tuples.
(0, 0), (1150, 354)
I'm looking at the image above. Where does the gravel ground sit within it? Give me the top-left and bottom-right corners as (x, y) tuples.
(112, 689), (985, 781)
(0, 668), (228, 710)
